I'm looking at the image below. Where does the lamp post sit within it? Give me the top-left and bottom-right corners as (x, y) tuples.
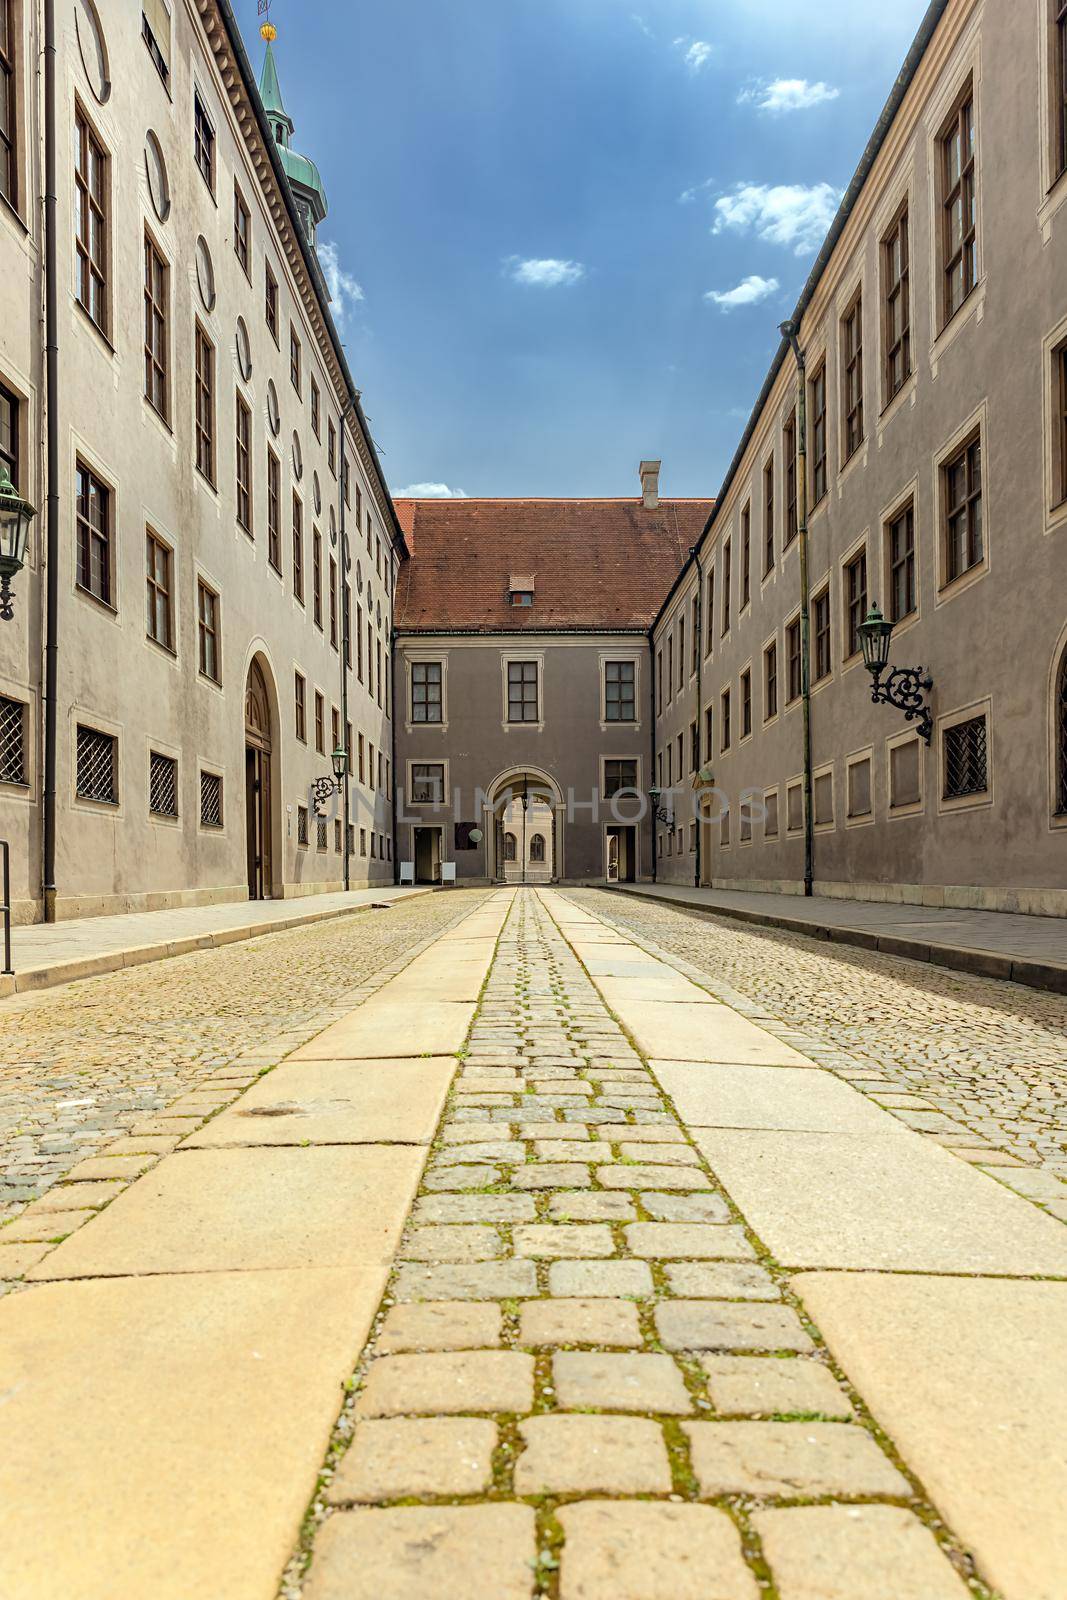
(0, 465), (36, 621)
(312, 744), (349, 815)
(519, 775), (529, 887)
(857, 603), (934, 744)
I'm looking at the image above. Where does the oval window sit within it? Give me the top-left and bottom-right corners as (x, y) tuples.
(236, 317), (252, 381)
(376, 601), (382, 630)
(195, 236), (216, 313)
(266, 380), (280, 437)
(329, 506), (337, 546)
(145, 131), (170, 222)
(313, 471), (322, 515)
(292, 432), (303, 480)
(355, 561), (363, 593)
(75, 0), (111, 103)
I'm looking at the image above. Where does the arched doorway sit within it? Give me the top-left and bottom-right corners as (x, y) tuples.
(484, 767), (564, 883)
(244, 658), (274, 899)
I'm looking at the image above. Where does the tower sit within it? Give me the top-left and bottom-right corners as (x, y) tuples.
(258, 23), (328, 247)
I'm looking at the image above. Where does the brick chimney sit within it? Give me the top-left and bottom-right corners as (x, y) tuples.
(639, 460), (661, 510)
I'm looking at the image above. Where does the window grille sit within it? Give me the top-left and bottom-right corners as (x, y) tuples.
(943, 715), (988, 799)
(200, 770), (222, 828)
(317, 818), (328, 851)
(149, 750), (178, 817)
(0, 695), (26, 785)
(297, 805), (309, 845)
(76, 725), (117, 804)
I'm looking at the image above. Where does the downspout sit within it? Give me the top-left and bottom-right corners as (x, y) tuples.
(648, 640), (657, 884)
(780, 321), (814, 897)
(42, 0), (60, 922)
(692, 549), (702, 889)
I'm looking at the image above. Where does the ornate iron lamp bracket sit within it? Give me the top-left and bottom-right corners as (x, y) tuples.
(311, 774), (340, 816)
(868, 664), (934, 745)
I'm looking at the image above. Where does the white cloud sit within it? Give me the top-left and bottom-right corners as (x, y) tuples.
(704, 274), (780, 310)
(674, 36), (713, 71)
(739, 78), (840, 114)
(317, 239), (365, 328)
(393, 483), (469, 499)
(507, 257), (586, 288)
(631, 13), (653, 37)
(711, 181), (841, 255)
(679, 177), (716, 205)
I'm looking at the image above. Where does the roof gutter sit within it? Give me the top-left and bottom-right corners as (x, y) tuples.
(649, 0), (951, 635)
(214, 0), (408, 560)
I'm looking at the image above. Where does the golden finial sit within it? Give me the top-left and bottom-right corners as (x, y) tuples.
(260, 21), (277, 41)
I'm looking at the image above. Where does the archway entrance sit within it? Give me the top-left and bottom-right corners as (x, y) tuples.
(244, 659), (274, 900)
(484, 768), (563, 884)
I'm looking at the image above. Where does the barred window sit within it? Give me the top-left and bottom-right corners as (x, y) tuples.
(76, 724), (117, 805)
(198, 580), (220, 683)
(507, 660), (539, 723)
(297, 804), (308, 846)
(75, 460), (111, 604)
(943, 433), (983, 584)
(604, 660), (635, 722)
(943, 714), (988, 799)
(316, 817), (328, 851)
(888, 502), (916, 621)
(603, 758), (638, 800)
(75, 106), (108, 333)
(200, 770), (223, 828)
(144, 233), (168, 421)
(883, 204), (911, 402)
(941, 87), (977, 325)
(145, 529), (173, 650)
(841, 293), (864, 460)
(233, 181), (250, 275)
(148, 750), (177, 817)
(0, 694), (27, 785)
(193, 92), (214, 193)
(813, 587), (832, 682)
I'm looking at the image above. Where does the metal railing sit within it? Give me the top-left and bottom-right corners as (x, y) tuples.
(0, 841), (12, 975)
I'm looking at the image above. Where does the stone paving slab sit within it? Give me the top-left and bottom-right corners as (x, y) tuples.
(754, 1505), (973, 1599)
(606, 999), (815, 1065)
(289, 998), (476, 1059)
(556, 1502), (759, 1600)
(303, 1505), (536, 1600)
(651, 1060), (909, 1134)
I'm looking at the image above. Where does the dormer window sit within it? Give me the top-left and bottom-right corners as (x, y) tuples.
(509, 574), (534, 607)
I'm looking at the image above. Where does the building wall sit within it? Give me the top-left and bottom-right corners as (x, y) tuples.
(0, 0), (397, 920)
(395, 634), (653, 883)
(653, 0), (1067, 914)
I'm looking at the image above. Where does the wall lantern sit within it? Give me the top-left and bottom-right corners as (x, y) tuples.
(312, 745), (349, 814)
(0, 465), (36, 621)
(858, 603), (934, 744)
(647, 785), (675, 828)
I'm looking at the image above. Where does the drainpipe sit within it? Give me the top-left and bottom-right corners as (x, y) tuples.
(779, 320), (814, 897)
(649, 641), (657, 884)
(41, 0), (60, 922)
(692, 548), (702, 889)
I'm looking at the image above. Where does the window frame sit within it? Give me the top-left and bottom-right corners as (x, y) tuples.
(145, 526), (174, 653)
(267, 446), (281, 573)
(289, 323), (302, 396)
(809, 360), (828, 506)
(410, 761), (447, 805)
(940, 427), (983, 589)
(881, 201), (911, 406)
(1056, 0), (1067, 184)
(194, 321), (216, 487)
(193, 89), (215, 196)
(197, 577), (221, 684)
(841, 290), (864, 462)
(785, 614), (802, 704)
(740, 503), (751, 610)
(75, 721), (118, 807)
(939, 81), (977, 329)
(233, 179), (251, 277)
(294, 670), (307, 744)
(291, 490), (304, 605)
(75, 457), (113, 608)
(885, 496), (918, 625)
(762, 456), (775, 576)
(235, 389), (253, 535)
(812, 584), (832, 684)
(604, 658), (637, 724)
(721, 536), (731, 636)
(143, 229), (168, 423)
(410, 659), (443, 724)
(74, 100), (109, 337)
(265, 260), (279, 343)
(0, 0), (18, 209)
(842, 544), (868, 663)
(783, 410), (798, 545)
(938, 700), (992, 812)
(505, 658), (540, 725)
(763, 637), (778, 723)
(740, 665), (752, 740)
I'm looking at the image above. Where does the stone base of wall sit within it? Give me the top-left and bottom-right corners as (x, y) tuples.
(705, 876), (1067, 919)
(25, 875), (396, 925)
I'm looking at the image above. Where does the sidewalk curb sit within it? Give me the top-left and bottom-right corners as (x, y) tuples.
(605, 886), (1067, 997)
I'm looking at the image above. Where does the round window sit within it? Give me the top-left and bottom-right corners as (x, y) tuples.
(75, 0), (111, 103)
(266, 380), (280, 437)
(145, 131), (170, 223)
(235, 317), (252, 382)
(195, 237), (216, 313)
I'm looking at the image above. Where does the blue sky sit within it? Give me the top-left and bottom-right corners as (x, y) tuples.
(233, 0), (930, 499)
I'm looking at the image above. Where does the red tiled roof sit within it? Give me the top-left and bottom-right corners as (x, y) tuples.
(393, 498), (712, 632)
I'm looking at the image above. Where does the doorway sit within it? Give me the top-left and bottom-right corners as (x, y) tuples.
(414, 826), (442, 884)
(606, 825), (636, 883)
(244, 659), (274, 900)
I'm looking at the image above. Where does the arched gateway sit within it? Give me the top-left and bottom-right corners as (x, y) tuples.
(244, 657), (275, 899)
(484, 767), (564, 883)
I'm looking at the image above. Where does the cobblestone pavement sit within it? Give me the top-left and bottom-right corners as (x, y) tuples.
(290, 890), (985, 1600)
(0, 891), (491, 1220)
(560, 890), (1067, 1217)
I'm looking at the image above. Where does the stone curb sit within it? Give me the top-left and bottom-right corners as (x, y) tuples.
(606, 886), (1067, 997)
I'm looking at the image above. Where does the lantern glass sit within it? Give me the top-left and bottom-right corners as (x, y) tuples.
(648, 784), (661, 808)
(0, 466), (35, 576)
(858, 603), (893, 675)
(331, 744), (348, 782)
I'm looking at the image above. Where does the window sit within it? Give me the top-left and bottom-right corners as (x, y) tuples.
(764, 640), (778, 721)
(604, 660), (636, 722)
(142, 0), (171, 83)
(411, 660), (442, 723)
(666, 636), (674, 702)
(1057, 0), (1067, 180)
(292, 493), (304, 603)
(411, 763), (445, 803)
(1055, 342), (1067, 508)
(691, 595), (699, 673)
(842, 294), (864, 459)
(764, 789), (779, 838)
(233, 180), (250, 275)
(75, 460), (111, 604)
(358, 733), (365, 783)
(149, 750), (178, 818)
(329, 556), (338, 648)
(844, 549), (867, 659)
(200, 770), (223, 828)
(813, 587), (831, 681)
(145, 530), (173, 650)
(294, 671), (306, 742)
(704, 570), (715, 655)
(194, 324), (215, 485)
(0, 0), (17, 205)
(197, 579), (220, 682)
(359, 827), (367, 856)
(503, 832), (516, 862)
(810, 362), (828, 505)
(0, 695), (27, 785)
(327, 418), (336, 475)
(507, 660), (539, 722)
(265, 261), (279, 341)
(143, 233), (168, 420)
(942, 432), (983, 584)
(0, 381), (17, 489)
(690, 720), (699, 773)
(883, 204), (911, 402)
(887, 502), (916, 622)
(720, 686), (731, 752)
(943, 714), (988, 799)
(786, 617), (802, 702)
(314, 690), (325, 755)
(290, 325), (302, 395)
(530, 833), (546, 863)
(331, 706), (340, 756)
(76, 724), (117, 804)
(315, 817), (328, 852)
(677, 617), (685, 690)
(1056, 646), (1067, 814)
(889, 737), (922, 810)
(721, 537), (731, 635)
(784, 410), (797, 544)
(603, 758), (638, 799)
(814, 769), (834, 828)
(312, 528), (323, 629)
(376, 640), (383, 707)
(787, 782), (804, 833)
(297, 804), (308, 846)
(311, 377), (320, 440)
(656, 651), (662, 714)
(193, 91), (214, 193)
(763, 458), (774, 575)
(848, 756), (872, 819)
(704, 705), (714, 761)
(740, 668), (752, 739)
(74, 105), (108, 333)
(941, 87), (977, 325)
(740, 504), (751, 608)
(233, 392), (253, 534)
(267, 448), (281, 571)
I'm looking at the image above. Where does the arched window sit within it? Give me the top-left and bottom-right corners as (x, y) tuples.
(503, 832), (517, 861)
(1057, 647), (1067, 815)
(529, 833), (545, 862)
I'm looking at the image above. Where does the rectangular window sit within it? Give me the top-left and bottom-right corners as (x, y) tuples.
(235, 392), (252, 534)
(312, 528), (323, 628)
(813, 587), (832, 682)
(721, 538), (731, 635)
(76, 724), (117, 804)
(888, 502), (916, 622)
(943, 713), (988, 798)
(883, 204), (911, 402)
(1055, 342), (1067, 507)
(233, 181), (250, 276)
(763, 458), (774, 574)
(691, 594), (699, 673)
(194, 323), (215, 485)
(666, 636), (673, 702)
(149, 750), (178, 818)
(411, 661), (443, 723)
(604, 660), (636, 722)
(142, 0), (171, 83)
(0, 694), (27, 785)
(814, 769), (834, 828)
(265, 261), (279, 342)
(0, 380), (17, 489)
(297, 805), (308, 846)
(740, 504), (751, 608)
(316, 817), (328, 852)
(720, 686), (731, 752)
(197, 579), (220, 683)
(786, 617), (801, 702)
(311, 377), (320, 440)
(376, 640), (383, 708)
(290, 325), (302, 395)
(145, 529), (173, 650)
(331, 706), (340, 756)
(704, 570), (714, 655)
(143, 233), (168, 421)
(704, 705), (714, 762)
(267, 448), (281, 571)
(294, 671), (306, 742)
(844, 549), (868, 659)
(292, 493), (304, 603)
(358, 733), (365, 784)
(411, 763), (445, 803)
(942, 432), (983, 584)
(740, 668), (752, 738)
(890, 738), (921, 809)
(0, 0), (18, 205)
(810, 362), (827, 504)
(784, 410), (797, 544)
(327, 418), (337, 475)
(677, 616), (685, 690)
(690, 719), (699, 773)
(329, 556), (338, 648)
(841, 293), (864, 459)
(507, 660), (539, 723)
(848, 756), (872, 819)
(941, 87), (977, 325)
(764, 640), (778, 721)
(200, 770), (223, 828)
(314, 690), (325, 755)
(75, 460), (111, 605)
(1057, 0), (1067, 179)
(764, 789), (779, 838)
(193, 91), (214, 193)
(74, 106), (108, 333)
